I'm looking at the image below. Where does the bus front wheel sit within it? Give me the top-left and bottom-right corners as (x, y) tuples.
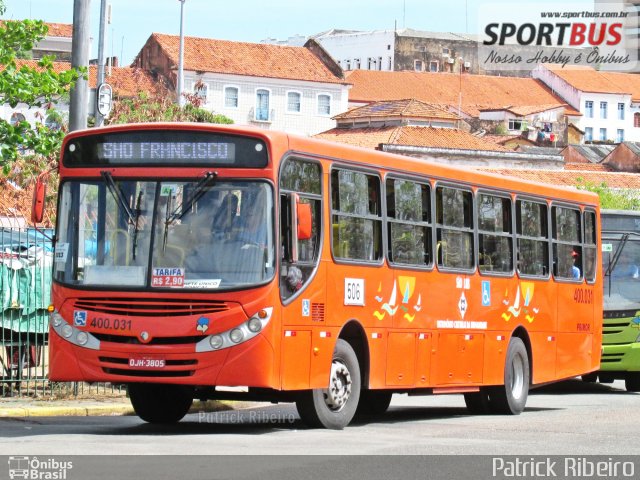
(128, 383), (193, 424)
(489, 337), (530, 415)
(296, 339), (361, 430)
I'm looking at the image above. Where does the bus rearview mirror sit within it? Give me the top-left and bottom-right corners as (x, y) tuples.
(31, 177), (47, 224)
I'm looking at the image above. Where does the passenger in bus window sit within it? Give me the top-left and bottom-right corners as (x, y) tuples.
(236, 190), (267, 247)
(571, 250), (581, 279)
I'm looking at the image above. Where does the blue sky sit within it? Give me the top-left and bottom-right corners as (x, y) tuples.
(3, 0), (596, 65)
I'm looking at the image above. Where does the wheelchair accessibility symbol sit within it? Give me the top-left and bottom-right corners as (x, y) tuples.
(481, 281), (491, 306)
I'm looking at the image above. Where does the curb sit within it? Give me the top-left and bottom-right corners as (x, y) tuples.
(0, 400), (232, 418)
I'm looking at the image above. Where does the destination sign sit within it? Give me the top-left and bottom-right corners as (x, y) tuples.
(63, 129), (268, 168)
(98, 142), (236, 162)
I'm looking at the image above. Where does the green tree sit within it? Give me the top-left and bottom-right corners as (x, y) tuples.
(0, 1), (82, 174)
(107, 80), (233, 125)
(576, 178), (640, 211)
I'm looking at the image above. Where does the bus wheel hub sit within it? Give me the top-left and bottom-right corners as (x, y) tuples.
(325, 360), (352, 410)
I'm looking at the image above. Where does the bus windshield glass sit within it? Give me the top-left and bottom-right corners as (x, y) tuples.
(54, 179), (275, 289)
(603, 235), (640, 309)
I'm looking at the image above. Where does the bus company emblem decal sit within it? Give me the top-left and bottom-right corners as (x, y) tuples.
(196, 317), (209, 333)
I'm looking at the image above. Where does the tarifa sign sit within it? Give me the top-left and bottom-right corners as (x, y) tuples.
(478, 2), (638, 71)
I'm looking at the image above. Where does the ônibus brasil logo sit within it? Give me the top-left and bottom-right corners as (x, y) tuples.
(478, 2), (638, 71)
(8, 457), (73, 480)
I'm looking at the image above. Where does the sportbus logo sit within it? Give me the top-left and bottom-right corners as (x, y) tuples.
(8, 457), (73, 480)
(478, 1), (638, 71)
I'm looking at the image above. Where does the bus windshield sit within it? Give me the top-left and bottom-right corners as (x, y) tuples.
(54, 178), (275, 290)
(603, 234), (640, 310)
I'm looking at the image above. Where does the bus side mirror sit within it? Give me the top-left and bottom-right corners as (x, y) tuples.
(297, 201), (312, 241)
(31, 177), (47, 224)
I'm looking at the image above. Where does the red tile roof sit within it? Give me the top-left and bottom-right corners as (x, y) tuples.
(543, 64), (640, 102)
(564, 162), (615, 172)
(0, 20), (72, 38)
(480, 168), (640, 189)
(315, 126), (510, 152)
(333, 99), (459, 121)
(9, 60), (159, 98)
(149, 33), (346, 84)
(346, 70), (579, 117)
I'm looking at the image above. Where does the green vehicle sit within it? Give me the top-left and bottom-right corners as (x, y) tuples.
(590, 210), (640, 391)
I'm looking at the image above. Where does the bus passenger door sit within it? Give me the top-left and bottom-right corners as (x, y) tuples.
(279, 193), (325, 390)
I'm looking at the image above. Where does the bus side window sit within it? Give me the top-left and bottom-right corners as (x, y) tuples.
(279, 158), (322, 301)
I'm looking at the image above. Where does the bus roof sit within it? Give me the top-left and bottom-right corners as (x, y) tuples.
(63, 123), (599, 207)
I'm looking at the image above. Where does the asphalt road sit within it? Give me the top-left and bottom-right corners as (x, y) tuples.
(0, 379), (637, 457)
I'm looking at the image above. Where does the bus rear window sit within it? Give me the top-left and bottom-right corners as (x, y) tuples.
(63, 129), (269, 168)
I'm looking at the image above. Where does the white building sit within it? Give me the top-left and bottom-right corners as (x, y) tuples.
(134, 34), (350, 136)
(533, 64), (640, 143)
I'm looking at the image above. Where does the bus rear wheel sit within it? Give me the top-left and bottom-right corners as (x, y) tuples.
(356, 390), (393, 416)
(489, 337), (530, 415)
(128, 383), (193, 424)
(464, 390), (491, 414)
(296, 339), (361, 430)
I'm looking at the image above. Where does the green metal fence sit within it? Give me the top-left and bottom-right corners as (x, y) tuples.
(0, 226), (123, 398)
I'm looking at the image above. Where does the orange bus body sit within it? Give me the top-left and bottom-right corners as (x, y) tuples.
(48, 123), (602, 428)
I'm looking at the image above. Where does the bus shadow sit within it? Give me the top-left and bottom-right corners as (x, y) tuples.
(531, 378), (631, 395)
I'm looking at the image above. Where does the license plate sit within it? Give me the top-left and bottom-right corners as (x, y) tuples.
(128, 357), (166, 369)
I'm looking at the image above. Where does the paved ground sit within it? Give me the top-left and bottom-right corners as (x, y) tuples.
(0, 396), (232, 418)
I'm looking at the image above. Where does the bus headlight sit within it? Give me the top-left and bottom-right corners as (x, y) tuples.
(209, 335), (223, 350)
(229, 328), (244, 343)
(61, 325), (74, 338)
(247, 317), (262, 333)
(52, 312), (63, 327)
(76, 331), (89, 345)
(195, 307), (273, 353)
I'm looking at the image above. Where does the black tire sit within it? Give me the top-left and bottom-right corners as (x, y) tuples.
(128, 383), (194, 424)
(581, 372), (598, 383)
(296, 339), (361, 429)
(625, 373), (640, 392)
(489, 337), (530, 415)
(464, 390), (491, 414)
(356, 390), (393, 416)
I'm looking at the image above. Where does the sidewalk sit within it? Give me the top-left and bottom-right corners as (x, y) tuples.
(0, 397), (233, 418)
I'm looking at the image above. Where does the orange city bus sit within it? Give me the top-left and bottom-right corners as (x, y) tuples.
(36, 122), (602, 429)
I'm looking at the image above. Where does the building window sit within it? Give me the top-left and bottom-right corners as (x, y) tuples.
(618, 102), (625, 120)
(378, 57), (382, 70)
(635, 112), (640, 127)
(317, 94), (331, 116)
(414, 60), (423, 71)
(224, 86), (239, 108)
(44, 113), (62, 130)
(354, 58), (361, 69)
(599, 127), (607, 141)
(443, 48), (450, 55)
(194, 81), (208, 102)
(287, 91), (301, 113)
(255, 89), (270, 121)
(368, 57), (376, 70)
(585, 101), (593, 118)
(617, 129), (624, 142)
(429, 60), (439, 72)
(600, 101), (607, 119)
(388, 56), (392, 70)
(345, 59), (351, 70)
(584, 127), (593, 141)
(508, 119), (525, 131)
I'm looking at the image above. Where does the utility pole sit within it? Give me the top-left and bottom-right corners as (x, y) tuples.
(95, 0), (108, 127)
(177, 0), (186, 107)
(69, 0), (91, 132)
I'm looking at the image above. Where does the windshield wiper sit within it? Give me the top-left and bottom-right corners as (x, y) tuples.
(165, 171), (217, 226)
(101, 171), (142, 260)
(162, 171), (217, 254)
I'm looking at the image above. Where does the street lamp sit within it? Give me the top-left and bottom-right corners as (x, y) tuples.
(177, 0), (186, 107)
